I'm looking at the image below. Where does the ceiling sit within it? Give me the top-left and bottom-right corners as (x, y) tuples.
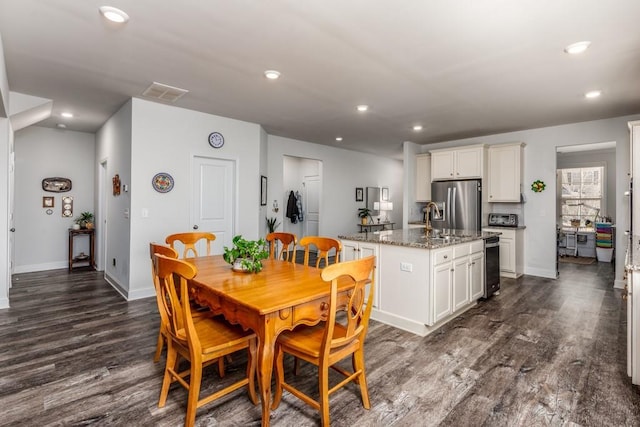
(1, 1), (639, 159)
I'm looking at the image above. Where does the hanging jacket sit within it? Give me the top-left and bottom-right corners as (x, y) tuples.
(295, 191), (304, 222)
(286, 191), (299, 224)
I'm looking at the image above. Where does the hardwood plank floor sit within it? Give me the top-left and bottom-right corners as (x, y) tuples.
(1, 261), (639, 426)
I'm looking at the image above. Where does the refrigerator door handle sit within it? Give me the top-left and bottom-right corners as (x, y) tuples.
(451, 187), (457, 229)
(446, 187), (451, 229)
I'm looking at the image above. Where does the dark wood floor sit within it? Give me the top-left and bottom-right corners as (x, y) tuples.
(2, 260), (639, 426)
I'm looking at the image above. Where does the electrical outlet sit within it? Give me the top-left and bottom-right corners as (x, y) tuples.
(112, 258), (116, 266)
(400, 262), (412, 272)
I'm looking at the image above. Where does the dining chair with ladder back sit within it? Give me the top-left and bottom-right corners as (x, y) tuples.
(271, 255), (376, 427)
(165, 232), (216, 259)
(149, 244), (223, 372)
(153, 253), (258, 427)
(266, 232), (297, 262)
(298, 236), (342, 268)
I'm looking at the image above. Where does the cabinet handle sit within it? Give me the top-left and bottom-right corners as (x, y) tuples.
(450, 269), (455, 272)
(443, 255), (448, 259)
(489, 195), (493, 198)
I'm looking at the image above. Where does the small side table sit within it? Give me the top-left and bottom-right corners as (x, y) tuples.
(68, 228), (95, 271)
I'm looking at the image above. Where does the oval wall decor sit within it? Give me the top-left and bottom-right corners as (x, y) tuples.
(42, 177), (72, 192)
(152, 172), (174, 193)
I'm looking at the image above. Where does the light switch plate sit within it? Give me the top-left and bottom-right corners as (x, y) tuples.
(400, 262), (413, 272)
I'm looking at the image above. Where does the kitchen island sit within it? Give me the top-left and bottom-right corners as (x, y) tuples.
(339, 228), (499, 336)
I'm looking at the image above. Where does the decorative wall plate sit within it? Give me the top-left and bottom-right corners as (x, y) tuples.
(152, 172), (174, 193)
(42, 177), (72, 192)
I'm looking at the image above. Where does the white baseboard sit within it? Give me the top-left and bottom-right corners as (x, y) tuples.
(13, 261), (67, 274)
(614, 279), (626, 289)
(371, 302), (477, 337)
(524, 266), (558, 279)
(104, 273), (128, 301)
(128, 287), (156, 300)
(0, 297), (8, 309)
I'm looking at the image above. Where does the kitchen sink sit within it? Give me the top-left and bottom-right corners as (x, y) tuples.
(422, 236), (459, 244)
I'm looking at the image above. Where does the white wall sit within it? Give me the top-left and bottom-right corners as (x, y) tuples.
(407, 114), (640, 286)
(0, 118), (10, 308)
(95, 100), (132, 296)
(557, 147), (616, 221)
(127, 98), (263, 299)
(13, 126), (95, 272)
(268, 135), (404, 238)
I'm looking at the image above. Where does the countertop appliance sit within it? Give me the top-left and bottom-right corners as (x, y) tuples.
(484, 235), (500, 298)
(430, 179), (481, 231)
(488, 213), (519, 227)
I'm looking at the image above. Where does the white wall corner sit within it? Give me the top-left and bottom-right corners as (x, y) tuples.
(9, 92), (53, 131)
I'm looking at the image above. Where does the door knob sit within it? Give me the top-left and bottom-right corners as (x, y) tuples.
(193, 225), (199, 230)
(10, 228), (15, 232)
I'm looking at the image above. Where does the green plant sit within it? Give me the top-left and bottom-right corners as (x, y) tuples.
(223, 235), (269, 273)
(266, 217), (281, 233)
(358, 208), (372, 221)
(75, 211), (94, 228)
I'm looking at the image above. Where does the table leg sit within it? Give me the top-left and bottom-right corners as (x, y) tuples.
(256, 317), (276, 427)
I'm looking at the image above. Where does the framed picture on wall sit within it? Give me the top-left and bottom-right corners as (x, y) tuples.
(355, 187), (363, 202)
(43, 196), (54, 208)
(261, 176), (267, 206)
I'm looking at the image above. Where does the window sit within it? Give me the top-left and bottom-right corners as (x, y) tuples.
(559, 166), (604, 228)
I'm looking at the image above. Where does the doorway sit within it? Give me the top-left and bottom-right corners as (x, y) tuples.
(283, 156), (322, 245)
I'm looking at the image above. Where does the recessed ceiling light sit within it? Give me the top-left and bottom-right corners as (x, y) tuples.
(264, 70), (281, 80)
(585, 90), (602, 99)
(356, 105), (369, 112)
(57, 123), (67, 129)
(99, 6), (129, 23)
(413, 125), (423, 131)
(61, 112), (73, 118)
(564, 41), (591, 55)
(335, 137), (343, 142)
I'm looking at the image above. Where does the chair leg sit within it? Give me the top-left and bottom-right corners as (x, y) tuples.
(271, 344), (285, 410)
(185, 360), (202, 427)
(319, 364), (330, 427)
(217, 357), (225, 378)
(158, 342), (177, 407)
(353, 349), (371, 409)
(246, 338), (258, 405)
(293, 356), (301, 375)
(153, 330), (164, 363)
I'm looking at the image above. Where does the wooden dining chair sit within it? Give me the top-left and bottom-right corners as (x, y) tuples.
(266, 232), (297, 262)
(298, 236), (342, 268)
(153, 253), (258, 427)
(271, 256), (376, 427)
(165, 232), (216, 258)
(150, 243), (180, 363)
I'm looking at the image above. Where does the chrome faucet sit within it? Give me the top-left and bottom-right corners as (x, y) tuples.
(425, 201), (440, 236)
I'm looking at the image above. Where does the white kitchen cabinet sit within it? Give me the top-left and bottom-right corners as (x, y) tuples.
(452, 256), (470, 311)
(431, 248), (453, 324)
(469, 250), (484, 300)
(415, 154), (431, 201)
(341, 240), (380, 308)
(430, 145), (485, 181)
(482, 228), (524, 278)
(487, 142), (525, 202)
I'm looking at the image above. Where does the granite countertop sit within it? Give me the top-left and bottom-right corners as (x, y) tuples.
(338, 228), (500, 250)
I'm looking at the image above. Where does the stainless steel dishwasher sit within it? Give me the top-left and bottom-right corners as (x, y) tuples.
(484, 236), (500, 298)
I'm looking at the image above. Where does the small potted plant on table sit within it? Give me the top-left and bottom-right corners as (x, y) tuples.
(223, 235), (269, 273)
(358, 208), (372, 225)
(75, 212), (95, 229)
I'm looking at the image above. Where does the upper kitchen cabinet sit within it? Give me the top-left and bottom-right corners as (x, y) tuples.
(415, 154), (431, 201)
(430, 144), (486, 181)
(487, 142), (525, 202)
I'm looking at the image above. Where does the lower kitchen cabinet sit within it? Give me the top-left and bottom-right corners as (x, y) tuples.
(341, 240), (380, 308)
(482, 227), (523, 278)
(469, 250), (485, 300)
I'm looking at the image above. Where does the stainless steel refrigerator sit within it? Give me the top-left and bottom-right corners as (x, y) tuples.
(430, 179), (482, 231)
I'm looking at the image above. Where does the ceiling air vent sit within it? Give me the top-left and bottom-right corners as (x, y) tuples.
(142, 82), (189, 103)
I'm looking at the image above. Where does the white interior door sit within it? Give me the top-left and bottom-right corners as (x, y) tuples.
(191, 156), (235, 255)
(304, 175), (320, 238)
(98, 160), (108, 271)
(8, 151), (15, 281)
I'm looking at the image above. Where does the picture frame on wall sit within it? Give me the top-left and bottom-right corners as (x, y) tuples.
(261, 176), (267, 206)
(43, 196), (54, 208)
(382, 187), (389, 201)
(355, 187), (363, 202)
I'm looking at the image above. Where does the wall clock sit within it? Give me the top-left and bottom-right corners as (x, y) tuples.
(208, 132), (224, 148)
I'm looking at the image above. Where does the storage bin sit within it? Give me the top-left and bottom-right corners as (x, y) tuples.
(596, 247), (613, 262)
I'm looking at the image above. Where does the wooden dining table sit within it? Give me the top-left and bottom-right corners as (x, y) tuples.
(187, 255), (351, 427)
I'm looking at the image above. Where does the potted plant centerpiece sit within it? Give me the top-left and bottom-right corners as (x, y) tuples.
(223, 235), (269, 273)
(75, 211), (95, 229)
(358, 208), (372, 225)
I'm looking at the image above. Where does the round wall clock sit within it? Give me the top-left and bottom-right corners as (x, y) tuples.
(208, 132), (224, 148)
